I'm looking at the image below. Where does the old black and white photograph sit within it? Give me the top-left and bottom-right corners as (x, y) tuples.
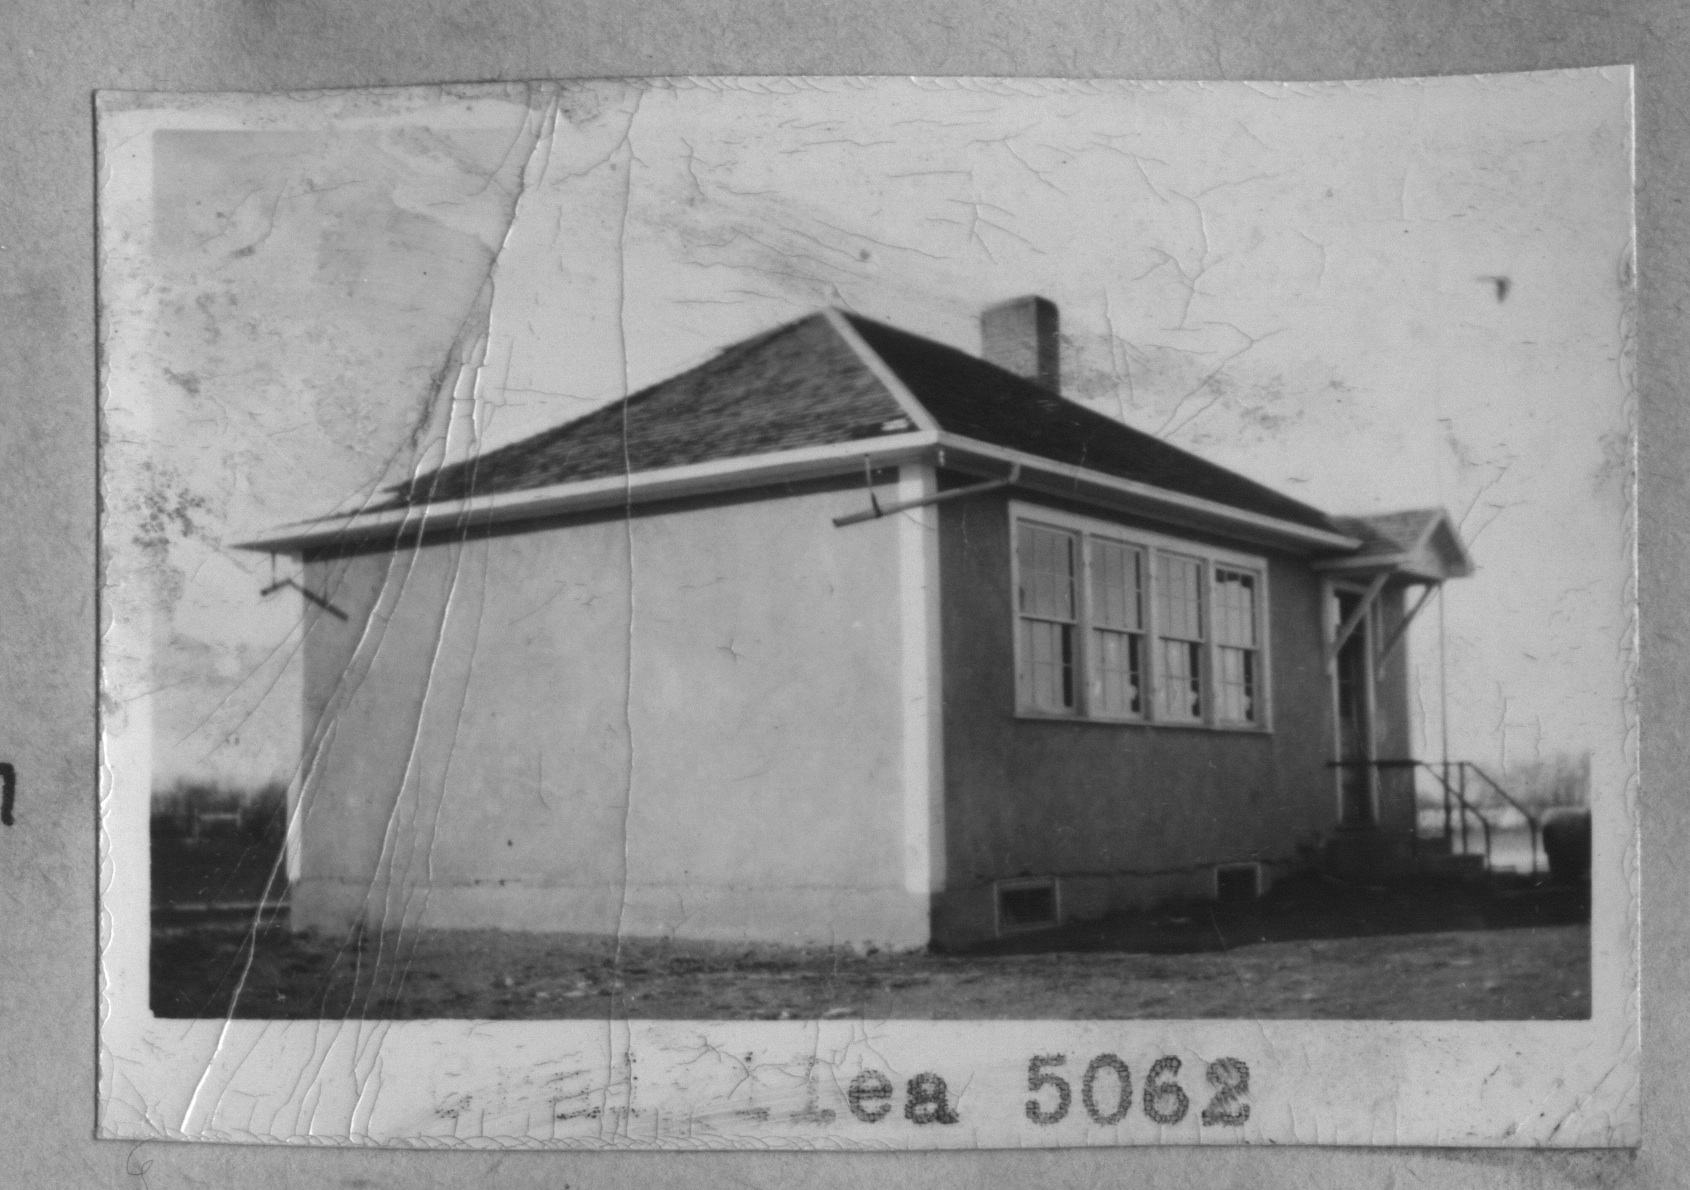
(97, 73), (1636, 1147)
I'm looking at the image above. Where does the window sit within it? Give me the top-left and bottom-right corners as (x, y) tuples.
(1155, 552), (1204, 721)
(1011, 504), (1268, 730)
(1088, 538), (1144, 716)
(1015, 522), (1078, 712)
(1212, 567), (1259, 724)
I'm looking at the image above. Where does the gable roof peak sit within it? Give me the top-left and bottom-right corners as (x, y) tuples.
(1323, 506), (1474, 580)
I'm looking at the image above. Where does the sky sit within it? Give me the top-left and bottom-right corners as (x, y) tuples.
(98, 73), (1635, 801)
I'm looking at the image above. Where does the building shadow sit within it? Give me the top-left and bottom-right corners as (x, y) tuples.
(947, 871), (1591, 957)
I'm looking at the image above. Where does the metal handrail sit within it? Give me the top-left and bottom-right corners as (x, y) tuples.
(1324, 758), (1548, 876)
(1327, 758), (1506, 872)
(1459, 762), (1542, 876)
(1416, 762), (1494, 870)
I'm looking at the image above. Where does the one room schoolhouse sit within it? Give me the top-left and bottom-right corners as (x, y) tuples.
(243, 296), (1473, 949)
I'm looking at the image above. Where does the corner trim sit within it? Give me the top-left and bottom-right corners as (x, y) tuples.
(234, 433), (941, 555)
(898, 464), (946, 897)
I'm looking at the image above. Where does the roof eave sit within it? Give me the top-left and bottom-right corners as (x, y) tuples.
(1313, 509), (1476, 581)
(234, 431), (943, 555)
(931, 433), (1363, 553)
(236, 430), (1365, 559)
(1426, 510), (1478, 577)
(1311, 556), (1469, 582)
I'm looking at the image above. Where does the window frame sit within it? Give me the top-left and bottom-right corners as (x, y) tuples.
(1013, 519), (1082, 715)
(1086, 534), (1150, 720)
(1209, 562), (1265, 729)
(1324, 576), (1381, 826)
(1009, 501), (1272, 732)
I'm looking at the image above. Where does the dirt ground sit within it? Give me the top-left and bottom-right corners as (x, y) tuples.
(152, 873), (1589, 1021)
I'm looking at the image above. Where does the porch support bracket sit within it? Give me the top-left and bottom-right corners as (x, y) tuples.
(1324, 570), (1389, 673)
(1375, 582), (1438, 669)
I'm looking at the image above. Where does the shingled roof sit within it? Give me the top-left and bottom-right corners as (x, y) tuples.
(384, 313), (909, 508)
(844, 315), (1339, 533)
(374, 309), (1344, 536)
(1326, 507), (1475, 578)
(1331, 509), (1450, 560)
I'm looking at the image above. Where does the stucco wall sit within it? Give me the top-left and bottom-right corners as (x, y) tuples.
(933, 487), (1341, 938)
(291, 478), (922, 948)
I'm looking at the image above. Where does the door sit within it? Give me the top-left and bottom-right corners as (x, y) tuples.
(1334, 589), (1376, 827)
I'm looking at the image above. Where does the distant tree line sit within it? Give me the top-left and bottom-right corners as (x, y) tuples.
(1415, 751), (1591, 825)
(151, 778), (288, 843)
(1496, 752), (1591, 813)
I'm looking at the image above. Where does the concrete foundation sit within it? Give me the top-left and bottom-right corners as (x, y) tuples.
(292, 875), (932, 949)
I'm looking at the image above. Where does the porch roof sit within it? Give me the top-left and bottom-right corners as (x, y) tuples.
(1318, 508), (1475, 583)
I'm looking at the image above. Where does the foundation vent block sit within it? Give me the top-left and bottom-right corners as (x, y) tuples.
(1215, 862), (1262, 903)
(996, 877), (1060, 932)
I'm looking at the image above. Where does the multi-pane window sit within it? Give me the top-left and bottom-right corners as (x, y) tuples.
(1012, 506), (1267, 730)
(1154, 552), (1204, 721)
(1088, 539), (1145, 716)
(1016, 522), (1078, 712)
(1212, 568), (1258, 723)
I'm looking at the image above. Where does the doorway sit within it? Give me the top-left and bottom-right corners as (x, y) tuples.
(1334, 588), (1376, 828)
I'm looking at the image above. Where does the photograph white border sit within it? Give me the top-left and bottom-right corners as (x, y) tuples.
(94, 76), (1639, 1150)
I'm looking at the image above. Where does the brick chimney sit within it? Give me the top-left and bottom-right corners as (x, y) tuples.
(981, 296), (1060, 393)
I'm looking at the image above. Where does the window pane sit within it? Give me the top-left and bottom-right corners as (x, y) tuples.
(1011, 520), (1265, 727)
(1092, 628), (1142, 716)
(1155, 553), (1203, 641)
(1216, 645), (1256, 723)
(1213, 568), (1256, 647)
(1018, 523), (1076, 621)
(1159, 639), (1203, 720)
(1089, 539), (1142, 631)
(1024, 619), (1075, 711)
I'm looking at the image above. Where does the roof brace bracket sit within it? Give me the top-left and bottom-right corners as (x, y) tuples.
(261, 576), (350, 621)
(834, 463), (1021, 528)
(1324, 571), (1389, 673)
(1374, 582), (1439, 673)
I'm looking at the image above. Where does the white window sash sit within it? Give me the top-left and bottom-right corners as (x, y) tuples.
(1015, 521), (1079, 714)
(1010, 502), (1270, 731)
(1085, 537), (1146, 720)
(1153, 549), (1206, 722)
(1209, 565), (1262, 726)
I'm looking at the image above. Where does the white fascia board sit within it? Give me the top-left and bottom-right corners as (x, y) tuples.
(235, 431), (941, 555)
(1312, 553), (1458, 583)
(1316, 509), (1475, 572)
(1427, 510), (1477, 577)
(933, 433), (1364, 553)
(1310, 551), (1412, 572)
(1312, 510), (1476, 581)
(237, 424), (1365, 559)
